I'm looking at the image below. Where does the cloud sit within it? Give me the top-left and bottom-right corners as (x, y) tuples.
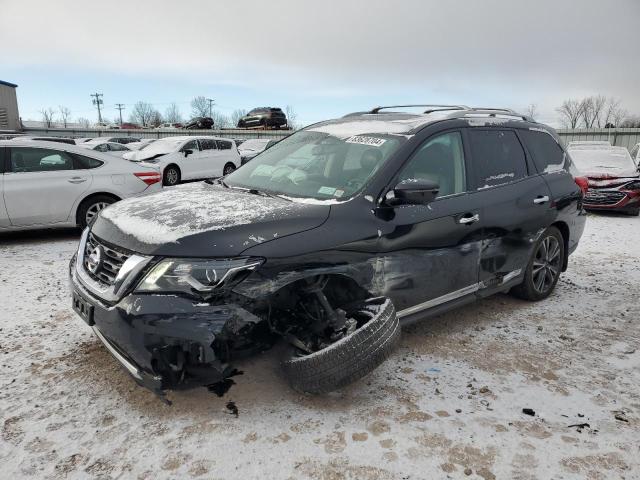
(2, 0), (639, 121)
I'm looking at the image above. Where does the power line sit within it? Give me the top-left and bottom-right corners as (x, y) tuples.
(115, 103), (126, 125)
(90, 93), (104, 123)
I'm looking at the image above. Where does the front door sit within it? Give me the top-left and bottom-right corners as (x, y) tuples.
(375, 131), (483, 315)
(464, 128), (554, 291)
(4, 146), (91, 226)
(178, 139), (202, 180)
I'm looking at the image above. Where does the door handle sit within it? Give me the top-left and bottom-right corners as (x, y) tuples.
(533, 195), (549, 204)
(458, 213), (480, 225)
(68, 177), (87, 184)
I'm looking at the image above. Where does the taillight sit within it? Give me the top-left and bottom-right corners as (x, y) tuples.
(574, 176), (589, 195)
(134, 172), (161, 186)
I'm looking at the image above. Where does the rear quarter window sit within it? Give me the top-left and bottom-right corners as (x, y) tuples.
(73, 154), (104, 169)
(520, 130), (567, 174)
(468, 130), (527, 189)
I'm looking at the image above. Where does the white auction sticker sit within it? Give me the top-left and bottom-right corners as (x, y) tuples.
(345, 136), (387, 147)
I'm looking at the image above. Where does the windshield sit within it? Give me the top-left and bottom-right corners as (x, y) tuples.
(225, 129), (403, 201)
(569, 147), (636, 174)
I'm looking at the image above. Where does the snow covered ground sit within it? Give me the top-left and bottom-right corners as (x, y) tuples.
(1, 213), (638, 479)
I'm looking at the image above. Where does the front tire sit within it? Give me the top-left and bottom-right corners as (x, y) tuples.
(281, 298), (400, 394)
(78, 195), (117, 229)
(163, 165), (181, 186)
(511, 226), (564, 301)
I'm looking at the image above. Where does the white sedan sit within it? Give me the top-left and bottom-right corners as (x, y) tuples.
(123, 135), (241, 186)
(0, 140), (161, 231)
(79, 141), (132, 157)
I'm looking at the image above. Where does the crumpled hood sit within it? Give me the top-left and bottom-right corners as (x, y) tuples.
(586, 171), (639, 187)
(92, 182), (330, 257)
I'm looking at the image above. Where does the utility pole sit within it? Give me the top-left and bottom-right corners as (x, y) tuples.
(115, 103), (126, 125)
(206, 98), (215, 118)
(90, 93), (104, 123)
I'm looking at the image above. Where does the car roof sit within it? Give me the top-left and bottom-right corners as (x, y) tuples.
(0, 139), (115, 160)
(307, 106), (540, 138)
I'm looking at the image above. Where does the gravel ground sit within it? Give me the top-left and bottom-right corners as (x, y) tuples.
(1, 213), (639, 479)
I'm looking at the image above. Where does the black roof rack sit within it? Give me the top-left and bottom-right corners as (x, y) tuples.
(369, 104), (469, 114)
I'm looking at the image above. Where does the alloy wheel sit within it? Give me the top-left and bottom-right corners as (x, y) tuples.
(85, 201), (110, 226)
(532, 235), (561, 294)
(166, 168), (179, 185)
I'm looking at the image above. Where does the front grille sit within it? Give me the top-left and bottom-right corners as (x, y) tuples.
(584, 190), (626, 206)
(83, 234), (131, 285)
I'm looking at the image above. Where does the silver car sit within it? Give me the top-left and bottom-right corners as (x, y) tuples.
(0, 140), (161, 231)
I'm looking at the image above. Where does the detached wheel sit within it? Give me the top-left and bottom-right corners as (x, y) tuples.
(163, 165), (181, 186)
(223, 163), (236, 176)
(511, 226), (564, 301)
(78, 195), (117, 229)
(281, 298), (400, 394)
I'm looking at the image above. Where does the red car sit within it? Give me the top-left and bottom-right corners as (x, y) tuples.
(568, 145), (640, 216)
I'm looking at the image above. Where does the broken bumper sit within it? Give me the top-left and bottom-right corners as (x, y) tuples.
(69, 256), (258, 391)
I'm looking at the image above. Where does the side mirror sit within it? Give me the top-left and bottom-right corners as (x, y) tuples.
(183, 149), (193, 157)
(388, 179), (439, 205)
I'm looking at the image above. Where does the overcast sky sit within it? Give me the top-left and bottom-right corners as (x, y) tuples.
(1, 0), (638, 126)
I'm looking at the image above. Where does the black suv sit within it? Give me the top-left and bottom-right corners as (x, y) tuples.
(237, 107), (287, 128)
(69, 105), (586, 396)
(184, 117), (214, 129)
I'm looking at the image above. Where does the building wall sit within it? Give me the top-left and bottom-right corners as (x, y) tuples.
(0, 84), (20, 131)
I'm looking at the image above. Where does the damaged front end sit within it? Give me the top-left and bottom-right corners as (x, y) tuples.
(69, 230), (280, 395)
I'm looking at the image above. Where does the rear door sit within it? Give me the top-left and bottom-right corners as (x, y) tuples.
(4, 146), (91, 226)
(464, 128), (554, 292)
(199, 138), (222, 177)
(376, 130), (483, 315)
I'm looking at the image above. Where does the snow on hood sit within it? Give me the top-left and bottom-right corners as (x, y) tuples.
(123, 138), (184, 161)
(97, 182), (323, 246)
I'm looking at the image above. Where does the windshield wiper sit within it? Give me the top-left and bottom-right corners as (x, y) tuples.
(247, 188), (291, 201)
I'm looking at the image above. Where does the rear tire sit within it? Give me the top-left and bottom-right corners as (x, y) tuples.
(511, 226), (564, 301)
(163, 165), (181, 186)
(223, 163), (236, 176)
(281, 298), (400, 394)
(78, 195), (117, 229)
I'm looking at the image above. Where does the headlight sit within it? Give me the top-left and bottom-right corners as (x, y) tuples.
(136, 257), (264, 295)
(623, 180), (640, 191)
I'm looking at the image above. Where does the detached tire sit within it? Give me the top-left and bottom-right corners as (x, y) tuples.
(281, 298), (400, 394)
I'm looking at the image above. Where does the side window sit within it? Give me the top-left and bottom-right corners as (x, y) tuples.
(109, 143), (128, 151)
(182, 140), (199, 152)
(397, 131), (467, 197)
(94, 144), (109, 152)
(216, 140), (232, 150)
(73, 154), (104, 169)
(520, 130), (566, 174)
(10, 148), (74, 173)
(200, 139), (217, 150)
(468, 130), (527, 189)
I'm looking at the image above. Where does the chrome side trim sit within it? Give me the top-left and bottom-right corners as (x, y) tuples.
(92, 327), (143, 380)
(397, 268), (523, 319)
(397, 283), (479, 319)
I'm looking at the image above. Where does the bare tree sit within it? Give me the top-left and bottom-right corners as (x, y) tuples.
(150, 110), (163, 127)
(129, 101), (155, 127)
(40, 107), (56, 128)
(58, 106), (72, 128)
(556, 99), (583, 128)
(191, 96), (210, 118)
(164, 103), (183, 123)
(210, 110), (230, 129)
(285, 105), (299, 129)
(230, 109), (247, 127)
(601, 98), (627, 128)
(620, 115), (640, 128)
(77, 117), (91, 128)
(580, 95), (607, 128)
(525, 104), (537, 121)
